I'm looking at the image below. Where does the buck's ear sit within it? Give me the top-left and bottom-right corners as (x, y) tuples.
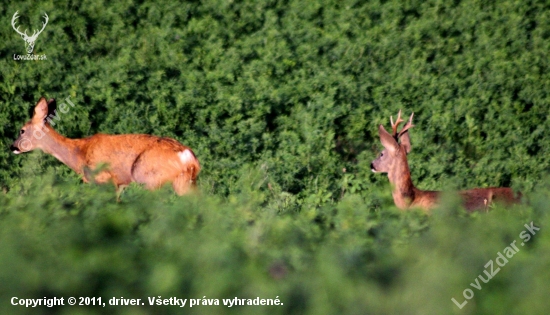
(31, 97), (49, 124)
(378, 125), (399, 154)
(400, 130), (412, 154)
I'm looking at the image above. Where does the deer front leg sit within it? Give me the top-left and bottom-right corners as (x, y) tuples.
(115, 184), (128, 202)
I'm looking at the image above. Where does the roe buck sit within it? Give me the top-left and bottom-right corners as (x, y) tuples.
(370, 110), (520, 212)
(10, 97), (200, 200)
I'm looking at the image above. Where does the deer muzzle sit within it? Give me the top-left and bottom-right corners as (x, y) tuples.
(371, 162), (377, 173)
(10, 143), (21, 154)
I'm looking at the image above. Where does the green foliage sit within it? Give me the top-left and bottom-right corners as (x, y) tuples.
(0, 171), (548, 315)
(1, 0), (550, 314)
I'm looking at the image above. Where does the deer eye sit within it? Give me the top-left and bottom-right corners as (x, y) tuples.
(380, 152), (384, 157)
(20, 129), (25, 135)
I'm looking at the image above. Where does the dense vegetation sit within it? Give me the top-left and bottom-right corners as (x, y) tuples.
(1, 0), (549, 314)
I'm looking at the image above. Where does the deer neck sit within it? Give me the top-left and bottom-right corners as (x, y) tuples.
(38, 125), (85, 174)
(387, 156), (416, 209)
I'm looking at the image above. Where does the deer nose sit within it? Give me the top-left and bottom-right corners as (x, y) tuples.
(10, 144), (18, 151)
(370, 162), (376, 171)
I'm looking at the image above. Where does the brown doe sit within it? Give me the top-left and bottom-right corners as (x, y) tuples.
(370, 110), (520, 212)
(11, 97), (200, 200)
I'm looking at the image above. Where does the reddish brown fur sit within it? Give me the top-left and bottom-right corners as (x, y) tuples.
(371, 110), (520, 212)
(11, 97), (200, 199)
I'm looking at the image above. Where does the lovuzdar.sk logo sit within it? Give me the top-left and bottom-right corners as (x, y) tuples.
(11, 11), (48, 61)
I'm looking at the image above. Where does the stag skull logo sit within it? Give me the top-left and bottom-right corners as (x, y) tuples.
(11, 11), (49, 54)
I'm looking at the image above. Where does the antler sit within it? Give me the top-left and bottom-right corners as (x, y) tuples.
(11, 12), (48, 39)
(390, 110), (415, 139)
(11, 11), (29, 38)
(398, 112), (415, 139)
(390, 110), (404, 138)
(33, 13), (49, 38)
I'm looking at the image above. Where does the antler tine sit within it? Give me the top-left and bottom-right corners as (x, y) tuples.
(390, 110), (404, 137)
(11, 10), (19, 23)
(11, 11), (20, 26)
(397, 112), (415, 138)
(11, 11), (29, 37)
(38, 13), (49, 33)
(31, 13), (49, 38)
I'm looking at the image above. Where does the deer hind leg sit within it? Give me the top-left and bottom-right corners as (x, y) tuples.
(132, 149), (197, 195)
(131, 150), (178, 191)
(172, 171), (194, 196)
(172, 149), (199, 195)
(483, 191), (494, 212)
(131, 162), (163, 191)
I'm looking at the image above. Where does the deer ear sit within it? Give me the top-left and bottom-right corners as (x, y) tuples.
(400, 131), (412, 154)
(32, 97), (49, 124)
(379, 125), (399, 154)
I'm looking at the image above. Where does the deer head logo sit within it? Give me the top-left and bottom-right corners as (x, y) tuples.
(11, 11), (49, 54)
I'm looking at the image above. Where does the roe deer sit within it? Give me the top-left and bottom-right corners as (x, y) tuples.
(370, 110), (520, 212)
(10, 97), (200, 200)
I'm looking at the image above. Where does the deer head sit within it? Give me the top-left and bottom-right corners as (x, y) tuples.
(11, 11), (49, 54)
(371, 110), (415, 173)
(11, 97), (56, 154)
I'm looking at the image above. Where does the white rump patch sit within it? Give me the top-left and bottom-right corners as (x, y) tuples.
(178, 149), (195, 164)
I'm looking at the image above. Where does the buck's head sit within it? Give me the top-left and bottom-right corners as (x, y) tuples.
(371, 110), (414, 173)
(11, 97), (56, 154)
